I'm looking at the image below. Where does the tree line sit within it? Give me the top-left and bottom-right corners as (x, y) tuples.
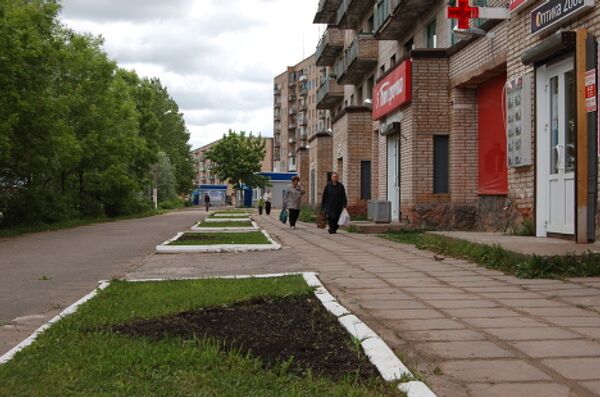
(0, 0), (194, 228)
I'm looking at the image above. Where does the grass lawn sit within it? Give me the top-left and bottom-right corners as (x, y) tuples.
(213, 209), (252, 215)
(382, 231), (600, 279)
(195, 220), (254, 228)
(0, 277), (402, 396)
(169, 231), (270, 245)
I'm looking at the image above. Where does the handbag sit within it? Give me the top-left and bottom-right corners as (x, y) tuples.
(317, 211), (326, 229)
(279, 209), (288, 224)
(337, 208), (350, 227)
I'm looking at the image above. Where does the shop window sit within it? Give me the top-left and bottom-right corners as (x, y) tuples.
(433, 135), (449, 194)
(427, 20), (437, 48)
(361, 161), (372, 200)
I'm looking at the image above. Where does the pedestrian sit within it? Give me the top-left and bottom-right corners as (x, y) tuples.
(321, 172), (347, 234)
(203, 193), (210, 212)
(263, 190), (273, 215)
(257, 197), (265, 215)
(283, 176), (304, 230)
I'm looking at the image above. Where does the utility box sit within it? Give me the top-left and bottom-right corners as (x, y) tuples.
(367, 200), (391, 224)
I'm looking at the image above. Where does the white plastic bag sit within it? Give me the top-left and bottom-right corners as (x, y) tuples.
(337, 209), (350, 227)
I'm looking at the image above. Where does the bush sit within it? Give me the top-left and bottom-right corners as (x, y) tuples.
(158, 198), (185, 210)
(298, 205), (319, 223)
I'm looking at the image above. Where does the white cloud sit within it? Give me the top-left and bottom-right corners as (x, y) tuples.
(60, 0), (324, 149)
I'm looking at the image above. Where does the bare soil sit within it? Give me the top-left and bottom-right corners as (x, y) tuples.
(110, 295), (379, 380)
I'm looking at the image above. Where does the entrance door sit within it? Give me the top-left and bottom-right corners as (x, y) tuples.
(536, 58), (576, 236)
(387, 134), (400, 221)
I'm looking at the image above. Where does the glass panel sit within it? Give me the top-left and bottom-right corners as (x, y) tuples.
(564, 69), (576, 173)
(550, 76), (559, 175)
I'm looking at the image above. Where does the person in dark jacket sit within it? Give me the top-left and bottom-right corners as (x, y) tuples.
(203, 193), (210, 212)
(321, 172), (347, 234)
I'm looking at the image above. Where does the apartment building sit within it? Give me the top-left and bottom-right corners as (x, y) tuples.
(307, 0), (600, 243)
(191, 141), (226, 186)
(273, 55), (320, 201)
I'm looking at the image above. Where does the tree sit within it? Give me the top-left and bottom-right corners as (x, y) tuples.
(205, 131), (268, 190)
(151, 152), (177, 203)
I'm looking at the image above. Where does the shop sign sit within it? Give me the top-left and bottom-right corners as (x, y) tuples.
(372, 59), (412, 121)
(585, 69), (596, 113)
(531, 0), (595, 35)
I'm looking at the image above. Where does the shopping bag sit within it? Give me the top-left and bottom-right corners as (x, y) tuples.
(279, 209), (288, 224)
(316, 211), (326, 229)
(337, 209), (350, 227)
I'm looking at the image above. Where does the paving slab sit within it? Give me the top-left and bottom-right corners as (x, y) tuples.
(441, 359), (551, 382)
(542, 357), (600, 380)
(511, 340), (600, 358)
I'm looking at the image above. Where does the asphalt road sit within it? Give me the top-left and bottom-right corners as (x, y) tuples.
(0, 209), (201, 332)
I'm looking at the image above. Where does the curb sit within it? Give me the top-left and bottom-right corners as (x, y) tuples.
(203, 217), (252, 222)
(0, 281), (111, 365)
(155, 229), (281, 253)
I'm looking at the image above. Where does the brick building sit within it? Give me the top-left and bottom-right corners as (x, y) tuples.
(270, 0), (600, 243)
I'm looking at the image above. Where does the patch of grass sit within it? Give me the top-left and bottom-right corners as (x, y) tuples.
(381, 230), (425, 245)
(213, 209), (252, 214)
(0, 209), (167, 239)
(38, 275), (52, 281)
(0, 277), (403, 396)
(170, 231), (270, 245)
(382, 232), (600, 279)
(298, 206), (319, 223)
(196, 221), (254, 228)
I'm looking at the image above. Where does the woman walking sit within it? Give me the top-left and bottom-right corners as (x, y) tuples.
(284, 176), (304, 230)
(321, 172), (347, 234)
(263, 190), (273, 215)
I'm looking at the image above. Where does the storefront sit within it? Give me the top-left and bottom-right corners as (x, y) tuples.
(373, 59), (412, 221)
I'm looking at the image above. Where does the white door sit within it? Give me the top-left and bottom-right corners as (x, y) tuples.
(536, 59), (576, 236)
(387, 134), (400, 221)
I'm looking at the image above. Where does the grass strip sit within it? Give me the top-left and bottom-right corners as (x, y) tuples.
(381, 231), (600, 279)
(0, 277), (403, 396)
(196, 221), (254, 228)
(170, 231), (270, 245)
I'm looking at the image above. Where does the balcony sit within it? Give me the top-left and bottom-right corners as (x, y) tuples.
(300, 85), (308, 97)
(289, 106), (297, 116)
(297, 112), (307, 126)
(288, 93), (296, 102)
(336, 0), (375, 29)
(298, 127), (308, 140)
(316, 28), (345, 67)
(274, 84), (281, 96)
(319, 109), (327, 120)
(288, 156), (297, 172)
(373, 0), (437, 40)
(299, 99), (308, 111)
(314, 0), (343, 24)
(274, 111), (281, 121)
(288, 122), (297, 130)
(289, 136), (296, 144)
(274, 99), (281, 109)
(334, 33), (378, 85)
(316, 78), (344, 109)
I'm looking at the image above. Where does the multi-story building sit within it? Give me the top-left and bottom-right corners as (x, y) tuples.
(290, 0), (600, 244)
(273, 55), (320, 202)
(191, 141), (226, 186)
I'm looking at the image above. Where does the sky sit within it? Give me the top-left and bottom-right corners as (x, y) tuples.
(59, 0), (323, 150)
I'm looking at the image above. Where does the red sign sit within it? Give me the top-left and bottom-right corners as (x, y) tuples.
(585, 69), (596, 113)
(509, 0), (534, 13)
(447, 0), (479, 29)
(372, 59), (412, 121)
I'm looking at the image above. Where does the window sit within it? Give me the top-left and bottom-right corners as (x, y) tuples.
(350, 94), (355, 106)
(367, 75), (375, 101)
(380, 65), (386, 78)
(366, 15), (375, 33)
(390, 54), (396, 67)
(361, 161), (372, 200)
(427, 20), (437, 48)
(433, 135), (449, 194)
(404, 37), (414, 54)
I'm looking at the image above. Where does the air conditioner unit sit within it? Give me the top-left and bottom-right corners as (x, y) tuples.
(367, 200), (391, 224)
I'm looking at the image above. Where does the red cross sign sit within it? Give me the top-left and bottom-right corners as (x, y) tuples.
(447, 0), (479, 30)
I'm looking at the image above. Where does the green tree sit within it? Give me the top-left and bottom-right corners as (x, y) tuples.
(151, 152), (177, 203)
(205, 131), (268, 190)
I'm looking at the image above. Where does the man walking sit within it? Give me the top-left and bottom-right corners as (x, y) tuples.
(321, 172), (347, 234)
(203, 193), (211, 212)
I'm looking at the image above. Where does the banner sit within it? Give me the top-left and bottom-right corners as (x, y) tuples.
(372, 60), (412, 121)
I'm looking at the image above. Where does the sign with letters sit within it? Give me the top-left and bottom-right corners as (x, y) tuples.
(372, 59), (412, 121)
(531, 0), (595, 35)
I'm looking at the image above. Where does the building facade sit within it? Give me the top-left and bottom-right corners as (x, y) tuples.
(271, 0), (600, 243)
(273, 55), (320, 202)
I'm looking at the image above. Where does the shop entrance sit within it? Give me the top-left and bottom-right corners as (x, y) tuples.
(387, 134), (401, 221)
(536, 58), (576, 236)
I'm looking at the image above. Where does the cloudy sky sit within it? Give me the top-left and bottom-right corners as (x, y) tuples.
(60, 0), (323, 149)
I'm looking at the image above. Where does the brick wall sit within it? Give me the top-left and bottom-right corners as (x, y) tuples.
(309, 134), (333, 206)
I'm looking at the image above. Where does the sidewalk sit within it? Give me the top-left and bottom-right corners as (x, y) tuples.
(128, 213), (600, 397)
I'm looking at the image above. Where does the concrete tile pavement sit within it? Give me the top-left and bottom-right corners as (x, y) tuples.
(129, 213), (600, 397)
